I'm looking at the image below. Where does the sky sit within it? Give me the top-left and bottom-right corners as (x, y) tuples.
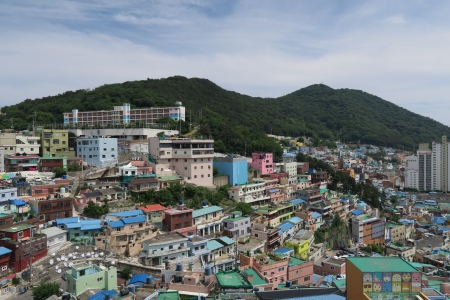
(2, 0), (450, 125)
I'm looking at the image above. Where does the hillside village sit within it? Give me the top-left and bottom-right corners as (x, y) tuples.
(1, 104), (450, 299)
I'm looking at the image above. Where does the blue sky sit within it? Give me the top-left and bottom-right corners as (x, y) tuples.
(2, 1), (450, 125)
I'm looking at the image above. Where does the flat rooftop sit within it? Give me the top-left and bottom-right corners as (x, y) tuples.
(0, 224), (33, 232)
(216, 271), (252, 289)
(143, 232), (186, 244)
(347, 257), (418, 273)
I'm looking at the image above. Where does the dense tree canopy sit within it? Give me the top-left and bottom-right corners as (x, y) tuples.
(2, 76), (447, 154)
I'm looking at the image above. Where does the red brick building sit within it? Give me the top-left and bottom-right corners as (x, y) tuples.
(29, 197), (73, 222)
(0, 224), (47, 272)
(39, 155), (66, 172)
(163, 201), (196, 236)
(0, 246), (12, 275)
(31, 179), (70, 198)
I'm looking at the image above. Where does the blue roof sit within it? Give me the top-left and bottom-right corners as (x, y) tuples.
(217, 236), (234, 245)
(312, 212), (322, 219)
(351, 210), (364, 215)
(122, 216), (147, 224)
(286, 216), (302, 224)
(0, 247), (12, 256)
(9, 199), (27, 206)
(107, 209), (143, 217)
(207, 240), (223, 251)
(66, 219), (105, 230)
(373, 253), (382, 257)
(290, 199), (306, 206)
(438, 226), (450, 231)
(273, 247), (293, 255)
(268, 189), (279, 193)
(399, 219), (414, 225)
(129, 274), (149, 284)
(433, 217), (445, 225)
(56, 217), (79, 225)
(81, 224), (101, 230)
(88, 290), (117, 300)
(312, 274), (323, 285)
(277, 222), (294, 232)
(110, 221), (125, 228)
(323, 275), (334, 283)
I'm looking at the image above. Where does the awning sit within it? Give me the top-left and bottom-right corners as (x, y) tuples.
(167, 290), (208, 297)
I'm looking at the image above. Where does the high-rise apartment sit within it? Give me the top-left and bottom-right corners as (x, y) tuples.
(63, 102), (185, 127)
(148, 137), (214, 186)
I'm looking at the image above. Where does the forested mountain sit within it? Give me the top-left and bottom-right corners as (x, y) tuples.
(1, 76), (449, 155)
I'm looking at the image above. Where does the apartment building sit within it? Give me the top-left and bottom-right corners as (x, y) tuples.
(228, 180), (271, 205)
(37, 128), (75, 157)
(95, 215), (153, 257)
(76, 137), (118, 168)
(192, 205), (224, 237)
(0, 131), (40, 156)
(0, 224), (47, 272)
(187, 235), (211, 261)
(222, 211), (251, 238)
(66, 262), (117, 297)
(39, 154), (67, 172)
(149, 137), (214, 186)
(0, 147), (4, 172)
(206, 236), (236, 271)
(139, 232), (188, 266)
(251, 153), (274, 175)
(63, 102), (185, 126)
(404, 155), (419, 190)
(351, 214), (386, 245)
(385, 222), (406, 243)
(255, 202), (294, 227)
(275, 161), (298, 181)
(163, 201), (196, 236)
(251, 222), (281, 252)
(213, 155), (248, 186)
(138, 204), (166, 229)
(296, 189), (322, 203)
(385, 244), (416, 261)
(5, 154), (39, 172)
(28, 196), (73, 221)
(314, 257), (346, 276)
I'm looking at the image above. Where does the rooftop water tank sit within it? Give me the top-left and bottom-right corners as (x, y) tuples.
(127, 284), (136, 293)
(205, 267), (211, 276)
(176, 263), (183, 271)
(146, 276), (154, 285)
(286, 281), (291, 287)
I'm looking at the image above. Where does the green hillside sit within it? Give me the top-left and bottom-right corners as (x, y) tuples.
(1, 76), (449, 154)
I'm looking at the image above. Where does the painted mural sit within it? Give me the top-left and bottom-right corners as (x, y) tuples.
(364, 272), (421, 300)
(324, 226), (351, 249)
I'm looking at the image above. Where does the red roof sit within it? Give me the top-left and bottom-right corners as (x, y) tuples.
(139, 204), (166, 212)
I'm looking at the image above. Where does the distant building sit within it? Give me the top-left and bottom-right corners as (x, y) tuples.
(148, 137), (214, 186)
(213, 156), (248, 186)
(66, 262), (117, 296)
(138, 204), (166, 229)
(5, 154), (40, 172)
(76, 137), (118, 168)
(192, 205), (224, 237)
(0, 131), (40, 156)
(63, 102), (185, 126)
(139, 232), (188, 266)
(40, 226), (67, 253)
(251, 153), (274, 175)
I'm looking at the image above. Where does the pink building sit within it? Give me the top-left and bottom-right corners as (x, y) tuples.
(251, 153), (273, 175)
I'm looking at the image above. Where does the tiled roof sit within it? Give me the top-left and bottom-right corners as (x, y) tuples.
(139, 204), (166, 212)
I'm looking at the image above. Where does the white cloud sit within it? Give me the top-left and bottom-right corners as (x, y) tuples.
(384, 15), (407, 25)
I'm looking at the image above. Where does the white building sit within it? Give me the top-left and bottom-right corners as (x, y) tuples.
(0, 131), (40, 156)
(404, 155), (419, 190)
(40, 227), (68, 253)
(76, 137), (118, 168)
(69, 128), (178, 142)
(192, 205), (225, 237)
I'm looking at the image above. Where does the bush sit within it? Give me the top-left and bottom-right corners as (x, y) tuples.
(32, 282), (62, 300)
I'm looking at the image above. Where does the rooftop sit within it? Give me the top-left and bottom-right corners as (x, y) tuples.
(242, 268), (268, 286)
(192, 205), (223, 218)
(157, 291), (180, 300)
(107, 209), (143, 218)
(40, 226), (67, 238)
(138, 204), (166, 212)
(347, 257), (418, 272)
(288, 256), (307, 266)
(143, 232), (186, 245)
(216, 270), (252, 289)
(0, 224), (33, 232)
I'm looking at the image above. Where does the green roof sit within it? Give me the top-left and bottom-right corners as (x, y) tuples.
(216, 271), (253, 289)
(192, 206), (223, 218)
(410, 262), (436, 268)
(207, 240), (223, 251)
(1, 224), (33, 232)
(333, 279), (346, 289)
(359, 216), (370, 221)
(347, 257), (418, 273)
(320, 188), (329, 194)
(386, 222), (403, 228)
(158, 291), (179, 300)
(288, 257), (306, 266)
(242, 268), (268, 286)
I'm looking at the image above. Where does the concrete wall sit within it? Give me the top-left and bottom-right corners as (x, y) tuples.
(213, 175), (229, 187)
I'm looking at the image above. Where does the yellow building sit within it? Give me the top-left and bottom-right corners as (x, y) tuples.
(349, 169), (355, 178)
(36, 127), (75, 157)
(285, 239), (309, 259)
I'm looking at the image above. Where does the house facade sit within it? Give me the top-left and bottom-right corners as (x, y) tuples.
(192, 205), (224, 237)
(76, 137), (118, 168)
(66, 262), (117, 296)
(163, 201), (196, 236)
(222, 211), (251, 238)
(139, 232), (188, 266)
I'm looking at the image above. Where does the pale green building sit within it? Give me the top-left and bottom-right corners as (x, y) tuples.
(66, 262), (117, 296)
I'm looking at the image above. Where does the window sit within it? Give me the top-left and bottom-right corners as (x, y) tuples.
(194, 166), (197, 170)
(130, 225), (134, 229)
(195, 247), (199, 250)
(30, 148), (34, 151)
(111, 148), (115, 151)
(201, 175), (204, 178)
(201, 245), (205, 249)
(102, 155), (106, 158)
(194, 175), (197, 178)
(208, 174), (210, 177)
(184, 159), (187, 162)
(201, 166), (203, 169)
(263, 272), (267, 275)
(304, 276), (310, 281)
(278, 267), (284, 271)
(184, 167), (187, 170)
(296, 270), (299, 274)
(80, 270), (85, 276)
(330, 266), (335, 270)
(1, 266), (7, 271)
(18, 231), (23, 238)
(175, 159), (178, 162)
(169, 245), (173, 249)
(53, 139), (60, 144)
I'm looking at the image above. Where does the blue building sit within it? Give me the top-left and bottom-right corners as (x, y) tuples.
(76, 137), (118, 168)
(213, 156), (248, 186)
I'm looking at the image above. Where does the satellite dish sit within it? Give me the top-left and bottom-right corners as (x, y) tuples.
(99, 252), (104, 257)
(65, 258), (68, 262)
(88, 261), (92, 265)
(52, 253), (56, 257)
(94, 247), (97, 251)
(57, 269), (61, 274)
(68, 254), (73, 258)
(111, 261), (115, 265)
(55, 266), (59, 270)
(72, 256), (77, 260)
(86, 253), (91, 257)
(64, 262), (67, 267)
(95, 254), (98, 258)
(57, 258), (61, 262)
(49, 259), (54, 265)
(76, 246), (79, 250)
(81, 254), (85, 258)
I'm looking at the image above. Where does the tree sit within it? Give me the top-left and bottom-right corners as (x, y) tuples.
(52, 167), (66, 178)
(213, 167), (219, 177)
(167, 182), (183, 201)
(67, 162), (81, 172)
(156, 131), (165, 137)
(83, 200), (109, 218)
(234, 202), (253, 215)
(332, 213), (343, 228)
(155, 189), (174, 206)
(32, 282), (62, 300)
(120, 267), (132, 284)
(184, 185), (198, 198)
(12, 277), (20, 286)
